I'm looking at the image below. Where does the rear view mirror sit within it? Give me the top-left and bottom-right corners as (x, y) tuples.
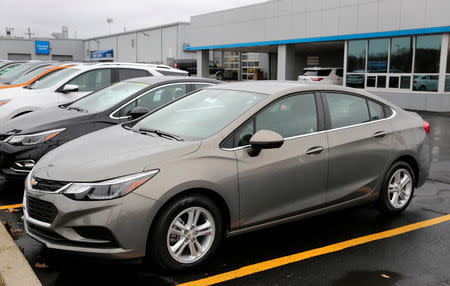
(130, 106), (150, 120)
(248, 130), (284, 157)
(62, 84), (79, 93)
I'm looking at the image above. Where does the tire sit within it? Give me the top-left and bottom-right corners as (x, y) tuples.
(147, 194), (223, 271)
(375, 161), (415, 215)
(419, 85), (426, 91)
(216, 72), (224, 81)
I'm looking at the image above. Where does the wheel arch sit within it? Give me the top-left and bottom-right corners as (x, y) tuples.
(391, 155), (420, 187)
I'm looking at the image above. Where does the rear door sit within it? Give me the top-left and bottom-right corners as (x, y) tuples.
(233, 92), (328, 228)
(322, 91), (393, 204)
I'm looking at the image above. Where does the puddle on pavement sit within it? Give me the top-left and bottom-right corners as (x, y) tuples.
(330, 270), (402, 286)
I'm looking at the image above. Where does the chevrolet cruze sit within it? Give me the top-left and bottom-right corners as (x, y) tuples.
(23, 82), (431, 271)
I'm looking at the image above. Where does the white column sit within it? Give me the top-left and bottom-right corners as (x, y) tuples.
(197, 50), (209, 78)
(343, 40), (348, 86)
(277, 44), (296, 80)
(438, 33), (449, 93)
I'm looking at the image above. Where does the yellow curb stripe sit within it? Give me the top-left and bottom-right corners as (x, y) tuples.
(0, 203), (23, 210)
(178, 214), (450, 286)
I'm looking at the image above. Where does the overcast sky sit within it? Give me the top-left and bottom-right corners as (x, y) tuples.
(0, 0), (266, 39)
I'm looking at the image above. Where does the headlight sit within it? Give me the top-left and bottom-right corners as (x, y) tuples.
(6, 128), (65, 146)
(62, 170), (159, 201)
(0, 100), (9, 107)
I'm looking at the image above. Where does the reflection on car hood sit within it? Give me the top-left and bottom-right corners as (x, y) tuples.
(33, 124), (201, 182)
(0, 86), (51, 100)
(0, 107), (94, 135)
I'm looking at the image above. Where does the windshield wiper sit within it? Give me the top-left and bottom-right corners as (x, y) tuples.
(67, 106), (87, 112)
(138, 127), (183, 141)
(23, 85), (33, 89)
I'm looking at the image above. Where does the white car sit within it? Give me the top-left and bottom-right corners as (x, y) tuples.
(0, 63), (188, 124)
(298, 67), (343, 85)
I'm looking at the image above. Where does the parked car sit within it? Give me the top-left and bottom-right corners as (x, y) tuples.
(0, 63), (188, 124)
(413, 75), (439, 92)
(0, 61), (25, 76)
(169, 59), (224, 80)
(0, 63), (75, 90)
(23, 82), (431, 271)
(0, 61), (54, 84)
(346, 70), (366, 88)
(0, 77), (219, 180)
(298, 67), (343, 85)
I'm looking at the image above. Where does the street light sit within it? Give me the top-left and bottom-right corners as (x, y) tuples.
(107, 18), (113, 34)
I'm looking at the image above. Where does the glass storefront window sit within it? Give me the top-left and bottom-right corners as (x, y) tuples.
(389, 76), (399, 88)
(446, 43), (450, 92)
(414, 35), (442, 73)
(390, 37), (412, 73)
(400, 76), (411, 89)
(367, 76), (376, 87)
(377, 76), (386, 88)
(346, 74), (365, 89)
(413, 75), (439, 92)
(368, 39), (389, 73)
(347, 40), (366, 73)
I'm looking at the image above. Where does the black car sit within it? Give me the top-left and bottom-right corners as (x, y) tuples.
(0, 76), (219, 181)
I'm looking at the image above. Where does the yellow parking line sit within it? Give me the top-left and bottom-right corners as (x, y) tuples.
(0, 203), (23, 210)
(178, 214), (450, 286)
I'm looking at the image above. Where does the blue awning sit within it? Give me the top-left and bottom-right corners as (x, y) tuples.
(90, 49), (114, 59)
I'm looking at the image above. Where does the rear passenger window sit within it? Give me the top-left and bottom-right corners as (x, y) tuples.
(193, 83), (213, 90)
(156, 70), (188, 76)
(325, 92), (370, 129)
(368, 100), (385, 121)
(117, 69), (150, 81)
(237, 93), (317, 146)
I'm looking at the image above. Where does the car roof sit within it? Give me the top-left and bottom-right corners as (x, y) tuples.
(125, 76), (220, 85)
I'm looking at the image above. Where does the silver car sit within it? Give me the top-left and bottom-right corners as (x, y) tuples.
(23, 82), (431, 270)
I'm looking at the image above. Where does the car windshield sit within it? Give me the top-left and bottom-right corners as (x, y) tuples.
(30, 68), (80, 89)
(67, 81), (149, 113)
(0, 63), (38, 79)
(9, 65), (54, 85)
(0, 64), (20, 76)
(133, 89), (268, 139)
(303, 69), (332, 76)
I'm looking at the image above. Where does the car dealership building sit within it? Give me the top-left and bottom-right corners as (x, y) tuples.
(189, 0), (450, 112)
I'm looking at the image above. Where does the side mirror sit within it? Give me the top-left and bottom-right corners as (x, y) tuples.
(62, 84), (79, 93)
(129, 106), (150, 120)
(248, 130), (284, 157)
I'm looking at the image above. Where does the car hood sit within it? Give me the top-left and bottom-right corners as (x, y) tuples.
(33, 125), (201, 182)
(0, 107), (94, 135)
(0, 86), (50, 100)
(0, 107), (96, 134)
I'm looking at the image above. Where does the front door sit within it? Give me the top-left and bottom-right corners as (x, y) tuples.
(235, 92), (328, 228)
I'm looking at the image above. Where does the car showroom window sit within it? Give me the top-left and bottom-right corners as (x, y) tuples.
(238, 93), (317, 146)
(67, 69), (112, 92)
(368, 100), (385, 121)
(325, 92), (370, 129)
(113, 84), (187, 117)
(117, 69), (150, 81)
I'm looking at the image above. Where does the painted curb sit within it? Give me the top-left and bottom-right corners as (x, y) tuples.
(0, 222), (41, 286)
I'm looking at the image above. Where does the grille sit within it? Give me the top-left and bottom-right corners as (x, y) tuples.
(33, 177), (69, 192)
(26, 196), (58, 224)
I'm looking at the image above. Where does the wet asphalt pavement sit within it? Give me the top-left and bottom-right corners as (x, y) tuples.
(0, 111), (449, 286)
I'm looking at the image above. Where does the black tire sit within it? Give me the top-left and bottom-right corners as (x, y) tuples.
(375, 161), (415, 215)
(147, 194), (223, 271)
(216, 72), (224, 81)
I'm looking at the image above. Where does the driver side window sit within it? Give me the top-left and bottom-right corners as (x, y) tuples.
(113, 84), (187, 118)
(66, 69), (112, 92)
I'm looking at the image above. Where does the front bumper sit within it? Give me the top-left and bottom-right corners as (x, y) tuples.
(0, 142), (45, 181)
(23, 180), (161, 259)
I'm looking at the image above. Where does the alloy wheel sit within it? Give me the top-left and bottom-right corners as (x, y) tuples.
(388, 168), (413, 209)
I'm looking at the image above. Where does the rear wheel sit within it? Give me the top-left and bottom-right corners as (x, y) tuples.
(376, 161), (415, 214)
(147, 194), (223, 271)
(216, 72), (224, 81)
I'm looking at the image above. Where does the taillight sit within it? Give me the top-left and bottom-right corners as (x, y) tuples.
(311, 78), (324, 81)
(297, 76), (301, 81)
(423, 120), (430, 134)
(174, 63), (178, 68)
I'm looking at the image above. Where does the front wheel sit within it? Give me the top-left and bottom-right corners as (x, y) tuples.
(147, 194), (223, 271)
(375, 161), (415, 215)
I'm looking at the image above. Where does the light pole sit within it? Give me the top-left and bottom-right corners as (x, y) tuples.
(107, 18), (113, 34)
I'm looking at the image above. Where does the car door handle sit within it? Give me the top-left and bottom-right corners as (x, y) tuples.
(306, 146), (324, 155)
(373, 131), (387, 138)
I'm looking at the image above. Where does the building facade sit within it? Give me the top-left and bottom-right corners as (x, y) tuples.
(189, 0), (450, 112)
(0, 38), (84, 61)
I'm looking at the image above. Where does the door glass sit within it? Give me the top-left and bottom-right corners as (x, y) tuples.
(114, 84), (187, 117)
(66, 69), (112, 92)
(255, 93), (317, 138)
(237, 121), (254, 147)
(325, 92), (370, 129)
(117, 69), (150, 81)
(368, 101), (385, 121)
